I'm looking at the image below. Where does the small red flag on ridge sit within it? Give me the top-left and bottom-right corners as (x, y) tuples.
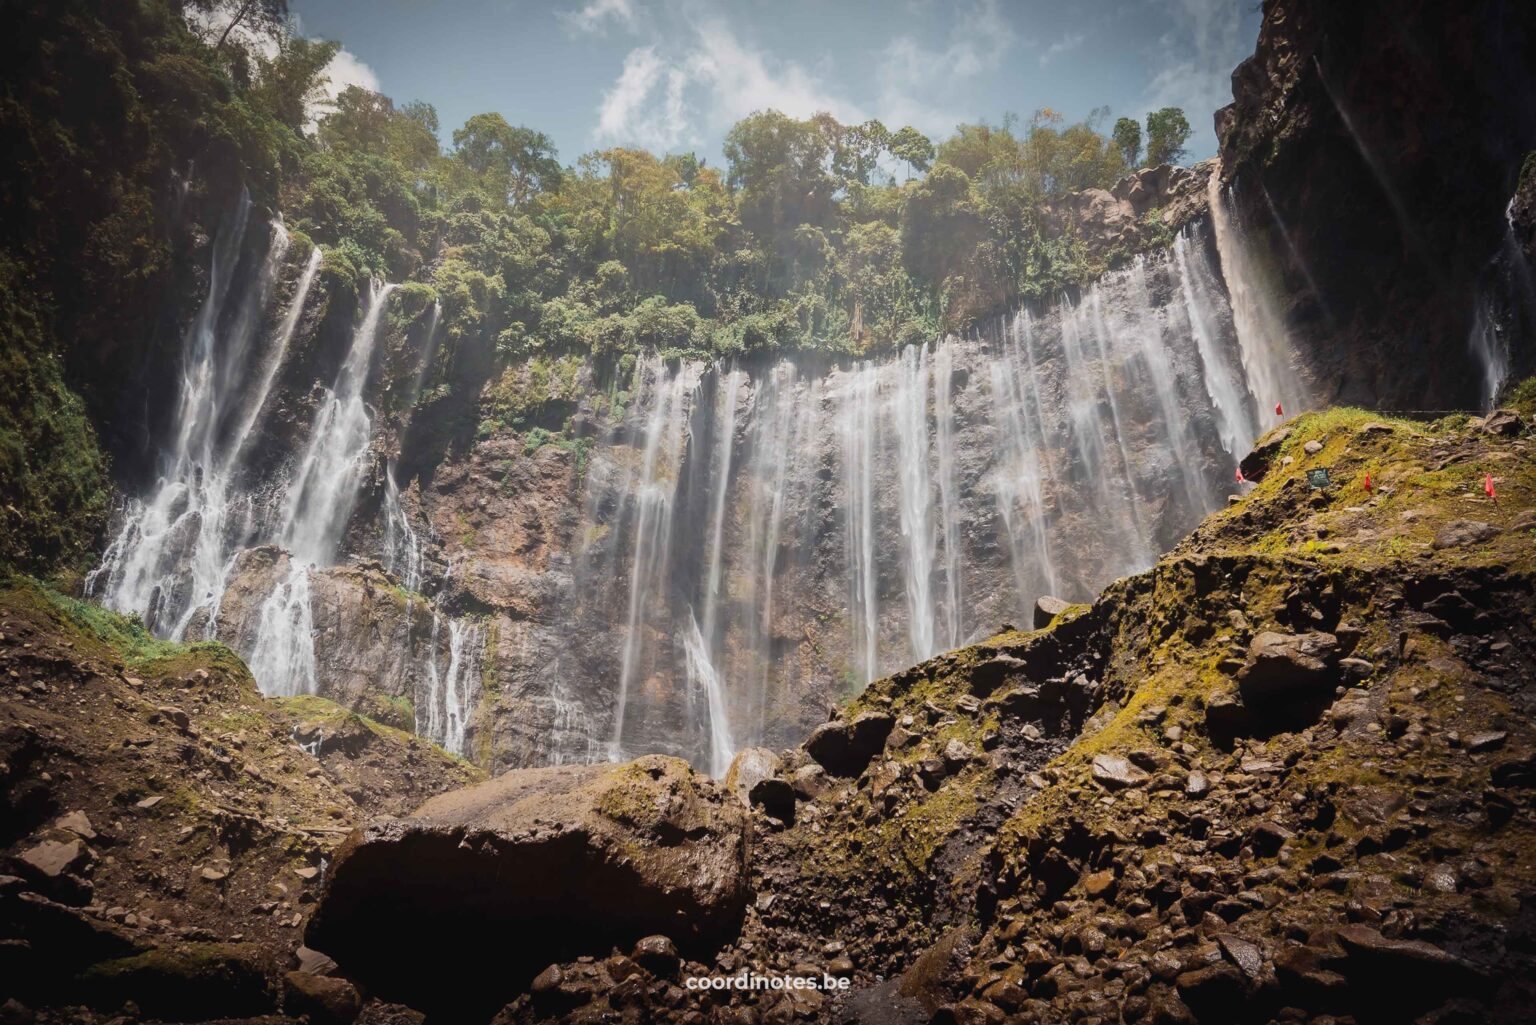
(1485, 473), (1497, 501)
(1275, 402), (1284, 416)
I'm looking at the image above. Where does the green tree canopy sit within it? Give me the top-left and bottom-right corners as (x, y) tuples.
(451, 113), (562, 205)
(1144, 107), (1191, 167)
(1112, 116), (1142, 168)
(889, 126), (935, 181)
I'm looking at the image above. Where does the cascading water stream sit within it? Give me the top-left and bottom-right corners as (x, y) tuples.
(894, 344), (938, 662)
(989, 313), (1058, 619)
(609, 360), (699, 762)
(88, 200), (316, 640)
(1208, 174), (1310, 418)
(280, 280), (398, 563)
(418, 615), (484, 756)
(689, 366), (743, 776)
(1173, 230), (1255, 459)
(933, 339), (964, 650)
(842, 363), (880, 685)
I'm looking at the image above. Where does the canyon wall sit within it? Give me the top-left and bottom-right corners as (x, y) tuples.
(77, 0), (1536, 776)
(1217, 0), (1536, 409)
(85, 172), (1323, 774)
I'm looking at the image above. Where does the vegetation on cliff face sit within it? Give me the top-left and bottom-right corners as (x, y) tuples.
(0, 265), (109, 574)
(0, 0), (1205, 577)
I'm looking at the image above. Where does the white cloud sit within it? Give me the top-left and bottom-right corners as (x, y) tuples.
(597, 47), (689, 150)
(593, 18), (859, 152)
(561, 0), (639, 35)
(686, 21), (860, 126)
(321, 47), (382, 102)
(1139, 0), (1249, 155)
(875, 0), (1017, 136)
(1039, 31), (1085, 67)
(590, 0), (1023, 155)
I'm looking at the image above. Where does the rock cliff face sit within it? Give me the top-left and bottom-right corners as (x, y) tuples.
(89, 177), (1292, 777)
(1217, 0), (1536, 410)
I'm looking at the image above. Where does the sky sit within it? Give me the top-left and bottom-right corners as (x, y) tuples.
(289, 0), (1263, 171)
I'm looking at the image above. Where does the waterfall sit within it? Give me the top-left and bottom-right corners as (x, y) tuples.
(1468, 205), (1536, 410)
(1469, 297), (1509, 411)
(609, 360), (699, 762)
(246, 557), (318, 698)
(238, 279), (400, 699)
(568, 230), (1298, 772)
(229, 245), (323, 467)
(418, 614), (484, 757)
(88, 201), (314, 639)
(280, 280), (398, 564)
(682, 612), (734, 777)
(933, 339), (964, 651)
(692, 365), (743, 775)
(894, 344), (938, 662)
(382, 462), (423, 594)
(1208, 174), (1310, 418)
(988, 314), (1057, 621)
(92, 185), (1329, 776)
(842, 363), (880, 686)
(1174, 230), (1255, 458)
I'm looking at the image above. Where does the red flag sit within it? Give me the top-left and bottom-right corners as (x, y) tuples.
(1235, 466), (1246, 484)
(1485, 473), (1497, 501)
(1363, 471), (1372, 493)
(1275, 402), (1284, 416)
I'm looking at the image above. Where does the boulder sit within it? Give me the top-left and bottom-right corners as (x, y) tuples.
(1481, 408), (1524, 435)
(17, 840), (84, 879)
(748, 776), (797, 822)
(1033, 595), (1072, 629)
(630, 935), (680, 978)
(283, 971), (362, 1024)
(804, 711), (895, 777)
(1236, 631), (1340, 705)
(80, 942), (274, 1021)
(968, 654), (1029, 696)
(1432, 520), (1499, 549)
(1091, 754), (1149, 789)
(306, 756), (748, 1019)
(722, 747), (781, 806)
(1333, 925), (1488, 1013)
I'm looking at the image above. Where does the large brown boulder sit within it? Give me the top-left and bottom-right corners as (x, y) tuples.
(305, 756), (748, 1019)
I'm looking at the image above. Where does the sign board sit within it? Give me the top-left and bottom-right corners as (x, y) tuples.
(1306, 467), (1331, 490)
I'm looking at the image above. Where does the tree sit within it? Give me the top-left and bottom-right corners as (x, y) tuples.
(1112, 116), (1142, 168)
(888, 126), (934, 181)
(723, 111), (838, 282)
(452, 113), (562, 204)
(198, 0), (289, 50)
(250, 35), (337, 131)
(1144, 107), (1191, 167)
(317, 87), (439, 168)
(834, 119), (891, 188)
